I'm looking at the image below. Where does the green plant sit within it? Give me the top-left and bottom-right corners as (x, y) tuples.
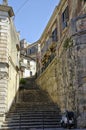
(20, 78), (26, 84)
(63, 38), (73, 49)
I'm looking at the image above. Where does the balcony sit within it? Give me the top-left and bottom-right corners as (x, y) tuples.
(41, 38), (57, 57)
(41, 52), (56, 73)
(37, 52), (56, 77)
(41, 38), (51, 56)
(40, 38), (57, 73)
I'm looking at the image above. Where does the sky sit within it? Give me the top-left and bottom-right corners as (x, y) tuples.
(0, 0), (60, 43)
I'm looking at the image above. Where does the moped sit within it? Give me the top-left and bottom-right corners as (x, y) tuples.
(61, 111), (76, 129)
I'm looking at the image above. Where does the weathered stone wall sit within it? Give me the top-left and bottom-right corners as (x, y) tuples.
(36, 0), (86, 127)
(0, 11), (9, 125)
(36, 58), (60, 105)
(7, 17), (20, 111)
(37, 34), (86, 127)
(0, 6), (20, 126)
(70, 13), (86, 127)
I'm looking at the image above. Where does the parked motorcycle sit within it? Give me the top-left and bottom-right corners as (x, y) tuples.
(60, 110), (77, 129)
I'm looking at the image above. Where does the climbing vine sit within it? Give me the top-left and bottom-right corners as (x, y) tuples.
(63, 37), (73, 50)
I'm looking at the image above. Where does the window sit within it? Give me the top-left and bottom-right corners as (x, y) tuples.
(20, 43), (24, 49)
(31, 47), (35, 54)
(30, 71), (32, 76)
(30, 49), (31, 54)
(62, 6), (69, 29)
(28, 46), (37, 55)
(52, 28), (57, 42)
(27, 48), (31, 55)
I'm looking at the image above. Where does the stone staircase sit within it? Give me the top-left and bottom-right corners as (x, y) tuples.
(1, 76), (61, 130)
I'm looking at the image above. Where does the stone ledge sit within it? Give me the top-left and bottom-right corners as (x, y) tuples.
(0, 5), (14, 17)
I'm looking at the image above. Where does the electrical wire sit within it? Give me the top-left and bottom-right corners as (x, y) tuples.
(15, 0), (30, 16)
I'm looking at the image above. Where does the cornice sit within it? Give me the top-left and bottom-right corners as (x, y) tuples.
(0, 5), (14, 17)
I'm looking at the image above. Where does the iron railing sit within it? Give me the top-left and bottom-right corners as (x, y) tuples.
(41, 53), (56, 73)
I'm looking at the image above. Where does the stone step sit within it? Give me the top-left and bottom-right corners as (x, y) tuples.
(5, 118), (61, 122)
(9, 107), (60, 113)
(12, 102), (56, 105)
(6, 113), (60, 117)
(2, 124), (61, 128)
(9, 108), (59, 112)
(2, 121), (60, 126)
(6, 117), (61, 121)
(1, 124), (61, 130)
(4, 118), (60, 123)
(12, 106), (58, 109)
(6, 112), (60, 116)
(10, 105), (59, 108)
(12, 104), (56, 106)
(10, 107), (59, 110)
(10, 106), (58, 108)
(6, 111), (60, 115)
(6, 116), (61, 121)
(9, 109), (59, 112)
(0, 77), (61, 130)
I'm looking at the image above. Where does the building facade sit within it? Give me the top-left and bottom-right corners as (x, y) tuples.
(36, 0), (86, 127)
(0, 4), (20, 126)
(20, 40), (37, 78)
(26, 42), (38, 77)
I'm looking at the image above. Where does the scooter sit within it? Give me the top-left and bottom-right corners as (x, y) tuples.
(61, 111), (76, 129)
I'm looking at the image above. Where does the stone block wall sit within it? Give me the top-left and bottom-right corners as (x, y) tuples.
(36, 12), (86, 128)
(0, 11), (9, 125)
(0, 5), (20, 126)
(36, 58), (60, 105)
(36, 0), (86, 127)
(0, 11), (9, 63)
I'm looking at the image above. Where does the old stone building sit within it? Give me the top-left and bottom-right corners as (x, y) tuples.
(36, 0), (86, 127)
(0, 3), (20, 126)
(20, 39), (29, 78)
(26, 42), (38, 77)
(20, 40), (37, 78)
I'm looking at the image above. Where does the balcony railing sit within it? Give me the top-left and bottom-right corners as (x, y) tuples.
(37, 52), (56, 77)
(37, 37), (57, 77)
(41, 53), (56, 73)
(41, 37), (57, 57)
